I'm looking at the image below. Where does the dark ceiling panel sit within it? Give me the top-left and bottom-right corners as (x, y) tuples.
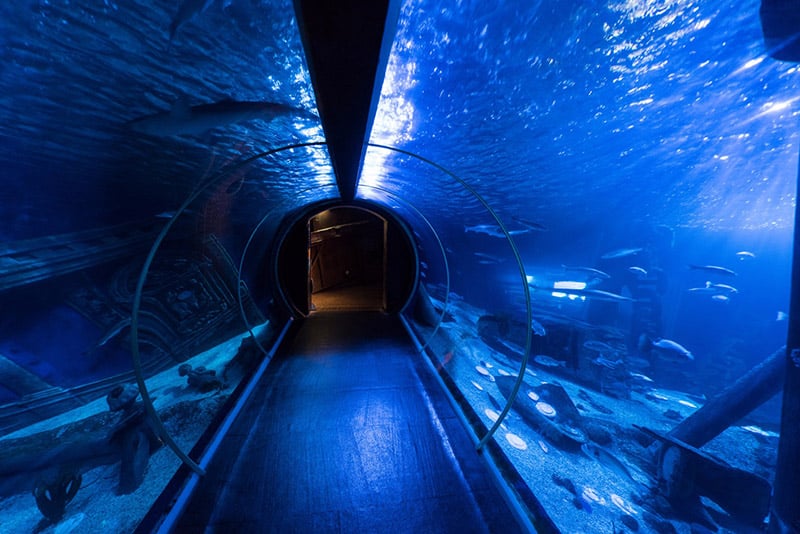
(293, 0), (400, 200)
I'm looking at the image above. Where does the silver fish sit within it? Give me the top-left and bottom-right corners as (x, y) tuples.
(498, 338), (525, 355)
(601, 247), (642, 260)
(464, 224), (528, 238)
(531, 319), (547, 336)
(581, 443), (635, 482)
(474, 252), (504, 263)
(629, 372), (654, 382)
(652, 338), (694, 360)
(128, 98), (316, 137)
(583, 340), (614, 353)
(688, 264), (737, 276)
(487, 392), (504, 411)
(559, 288), (633, 303)
(688, 281), (738, 297)
(709, 282), (738, 294)
(628, 266), (647, 277)
(533, 354), (566, 367)
(592, 356), (623, 369)
(511, 215), (548, 232)
(561, 265), (611, 279)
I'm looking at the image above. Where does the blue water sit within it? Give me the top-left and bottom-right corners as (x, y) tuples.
(0, 0), (794, 531)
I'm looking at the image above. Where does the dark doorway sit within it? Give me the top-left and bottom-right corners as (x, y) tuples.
(308, 207), (386, 312)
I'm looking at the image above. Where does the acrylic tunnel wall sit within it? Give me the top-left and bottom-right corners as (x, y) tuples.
(1, 0), (800, 533)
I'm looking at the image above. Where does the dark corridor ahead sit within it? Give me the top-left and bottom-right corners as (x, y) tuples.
(175, 313), (521, 533)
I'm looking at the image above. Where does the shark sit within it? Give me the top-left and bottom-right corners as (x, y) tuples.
(169, 0), (226, 42)
(127, 98), (318, 137)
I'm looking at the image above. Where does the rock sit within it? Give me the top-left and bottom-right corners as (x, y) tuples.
(620, 513), (639, 531)
(106, 384), (139, 412)
(642, 510), (678, 534)
(551, 473), (576, 495)
(585, 421), (613, 445)
(179, 364), (223, 392)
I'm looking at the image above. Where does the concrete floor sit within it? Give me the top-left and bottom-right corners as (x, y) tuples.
(311, 284), (385, 312)
(175, 312), (522, 533)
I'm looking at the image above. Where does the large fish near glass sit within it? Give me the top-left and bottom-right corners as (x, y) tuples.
(127, 98), (317, 137)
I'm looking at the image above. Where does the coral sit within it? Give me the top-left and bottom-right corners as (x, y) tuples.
(33, 471), (82, 522)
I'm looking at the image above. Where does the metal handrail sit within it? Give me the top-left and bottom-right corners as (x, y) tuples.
(364, 143), (533, 450)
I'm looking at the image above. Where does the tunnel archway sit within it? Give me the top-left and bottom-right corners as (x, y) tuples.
(274, 202), (417, 317)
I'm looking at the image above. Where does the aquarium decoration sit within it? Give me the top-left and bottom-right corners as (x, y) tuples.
(33, 471), (82, 523)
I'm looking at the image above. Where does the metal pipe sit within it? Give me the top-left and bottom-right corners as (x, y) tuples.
(367, 143), (533, 451)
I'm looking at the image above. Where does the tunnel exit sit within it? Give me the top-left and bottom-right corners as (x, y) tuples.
(307, 207), (387, 312)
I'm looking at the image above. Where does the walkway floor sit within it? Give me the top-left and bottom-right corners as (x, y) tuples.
(176, 312), (522, 533)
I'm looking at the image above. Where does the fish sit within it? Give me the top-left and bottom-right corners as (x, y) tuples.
(647, 390), (670, 401)
(464, 224), (528, 238)
(685, 392), (707, 403)
(533, 354), (566, 367)
(552, 473), (577, 496)
(497, 338), (525, 356)
(560, 288), (634, 303)
(168, 0), (224, 43)
(687, 285), (717, 295)
(777, 311), (789, 321)
(711, 294), (729, 303)
(736, 251), (756, 260)
(688, 281), (738, 295)
(639, 334), (694, 360)
(562, 265), (611, 279)
(511, 215), (548, 232)
(583, 340), (614, 353)
(628, 266), (647, 277)
(626, 356), (651, 369)
(629, 372), (654, 382)
(531, 319), (547, 336)
(581, 443), (636, 482)
(592, 356), (623, 369)
(601, 247), (642, 260)
(475, 365), (493, 378)
(688, 264), (737, 276)
(710, 282), (738, 294)
(91, 320), (131, 351)
(487, 392), (504, 411)
(474, 252), (504, 263)
(128, 98), (317, 137)
(740, 425), (779, 437)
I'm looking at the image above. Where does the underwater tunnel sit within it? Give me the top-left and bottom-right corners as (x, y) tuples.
(2, 0), (800, 532)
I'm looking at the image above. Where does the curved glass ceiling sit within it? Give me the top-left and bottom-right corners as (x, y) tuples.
(366, 0), (799, 232)
(0, 0), (329, 240)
